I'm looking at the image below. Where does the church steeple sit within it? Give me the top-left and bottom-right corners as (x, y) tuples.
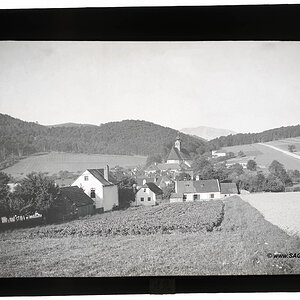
(174, 133), (181, 151)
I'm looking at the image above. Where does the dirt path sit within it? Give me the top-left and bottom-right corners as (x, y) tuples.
(259, 143), (300, 161)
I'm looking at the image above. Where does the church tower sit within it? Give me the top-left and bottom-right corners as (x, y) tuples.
(174, 134), (181, 151)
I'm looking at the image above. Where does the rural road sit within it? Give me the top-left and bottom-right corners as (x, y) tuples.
(259, 143), (300, 161)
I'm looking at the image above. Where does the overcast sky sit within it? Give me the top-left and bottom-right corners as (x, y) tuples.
(0, 41), (299, 133)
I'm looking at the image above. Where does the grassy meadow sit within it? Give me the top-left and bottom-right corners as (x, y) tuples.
(1, 152), (147, 179)
(222, 143), (300, 171)
(265, 137), (300, 156)
(1, 197), (300, 277)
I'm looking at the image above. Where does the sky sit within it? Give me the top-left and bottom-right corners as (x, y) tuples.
(0, 41), (300, 133)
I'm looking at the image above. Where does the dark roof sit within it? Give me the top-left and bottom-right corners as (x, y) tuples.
(220, 183), (238, 194)
(142, 182), (163, 195)
(59, 186), (94, 207)
(170, 192), (182, 198)
(87, 169), (114, 186)
(155, 175), (172, 186)
(136, 177), (155, 186)
(176, 179), (220, 194)
(167, 147), (191, 162)
(156, 163), (181, 171)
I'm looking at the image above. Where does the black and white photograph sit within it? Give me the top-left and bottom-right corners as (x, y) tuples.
(1, 38), (300, 279)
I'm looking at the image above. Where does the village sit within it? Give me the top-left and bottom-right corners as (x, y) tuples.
(0, 135), (242, 224)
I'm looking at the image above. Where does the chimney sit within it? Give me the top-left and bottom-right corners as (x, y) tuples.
(104, 165), (109, 181)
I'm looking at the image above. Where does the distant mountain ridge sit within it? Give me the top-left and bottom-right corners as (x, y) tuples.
(181, 126), (237, 141)
(46, 122), (97, 128)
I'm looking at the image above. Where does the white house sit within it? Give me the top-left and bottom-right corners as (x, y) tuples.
(134, 182), (163, 206)
(212, 150), (227, 158)
(72, 166), (118, 212)
(170, 179), (221, 203)
(220, 182), (239, 197)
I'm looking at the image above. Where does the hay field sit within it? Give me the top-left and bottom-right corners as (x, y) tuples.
(240, 192), (300, 237)
(2, 152), (147, 179)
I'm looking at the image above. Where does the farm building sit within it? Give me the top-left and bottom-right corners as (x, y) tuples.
(220, 182), (239, 197)
(134, 182), (163, 206)
(170, 179), (221, 203)
(72, 166), (118, 213)
(51, 186), (95, 222)
(212, 150), (227, 158)
(225, 156), (256, 169)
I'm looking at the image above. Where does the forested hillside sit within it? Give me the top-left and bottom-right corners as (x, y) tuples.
(209, 125), (300, 149)
(0, 114), (207, 162)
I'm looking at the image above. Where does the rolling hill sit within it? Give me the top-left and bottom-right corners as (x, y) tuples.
(181, 126), (236, 141)
(0, 114), (207, 161)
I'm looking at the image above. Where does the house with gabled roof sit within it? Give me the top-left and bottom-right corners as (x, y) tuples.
(134, 182), (163, 206)
(71, 165), (118, 212)
(135, 176), (155, 188)
(170, 179), (221, 203)
(220, 182), (239, 197)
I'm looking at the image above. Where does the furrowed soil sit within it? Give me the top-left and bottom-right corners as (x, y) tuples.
(1, 197), (300, 277)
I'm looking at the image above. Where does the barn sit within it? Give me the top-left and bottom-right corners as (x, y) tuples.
(52, 186), (95, 222)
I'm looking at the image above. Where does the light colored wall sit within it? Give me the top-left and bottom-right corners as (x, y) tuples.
(167, 159), (180, 164)
(221, 193), (237, 198)
(170, 192), (221, 203)
(184, 192), (221, 201)
(103, 185), (119, 211)
(135, 187), (156, 206)
(72, 170), (104, 209)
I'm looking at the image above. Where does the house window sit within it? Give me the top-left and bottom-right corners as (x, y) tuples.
(90, 189), (96, 198)
(183, 194), (187, 202)
(210, 194), (215, 199)
(148, 197), (151, 201)
(84, 176), (89, 181)
(193, 194), (199, 201)
(144, 189), (147, 192)
(141, 197), (144, 201)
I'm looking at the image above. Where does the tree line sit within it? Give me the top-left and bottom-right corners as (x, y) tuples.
(0, 114), (206, 164)
(209, 124), (300, 149)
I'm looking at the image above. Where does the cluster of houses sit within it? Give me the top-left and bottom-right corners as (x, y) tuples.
(57, 136), (238, 218)
(4, 136), (238, 222)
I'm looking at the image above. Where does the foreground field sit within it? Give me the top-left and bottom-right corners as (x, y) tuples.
(222, 143), (300, 170)
(1, 197), (300, 277)
(240, 192), (300, 237)
(2, 152), (147, 178)
(0, 201), (224, 238)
